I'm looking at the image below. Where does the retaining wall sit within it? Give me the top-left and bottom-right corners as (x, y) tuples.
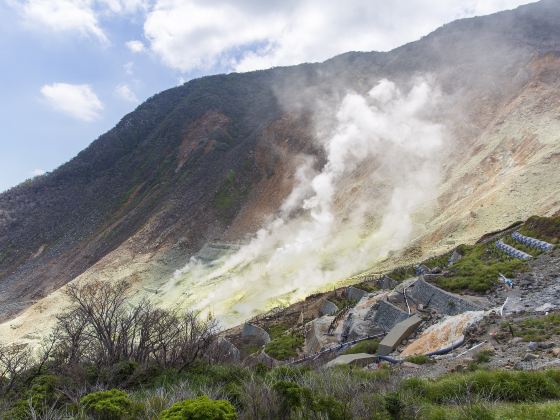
(495, 240), (532, 260)
(371, 300), (409, 332)
(408, 278), (480, 315)
(377, 276), (399, 290)
(512, 231), (554, 251)
(347, 286), (368, 302)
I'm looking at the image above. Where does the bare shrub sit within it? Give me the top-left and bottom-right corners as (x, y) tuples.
(239, 374), (281, 420)
(0, 342), (33, 393)
(52, 280), (219, 372)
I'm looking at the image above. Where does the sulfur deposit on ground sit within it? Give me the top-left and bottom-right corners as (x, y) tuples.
(400, 311), (485, 357)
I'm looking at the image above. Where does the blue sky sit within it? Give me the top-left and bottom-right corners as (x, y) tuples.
(0, 0), (533, 192)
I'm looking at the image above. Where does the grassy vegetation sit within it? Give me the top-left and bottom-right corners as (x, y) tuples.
(213, 169), (249, 218)
(4, 357), (560, 419)
(422, 401), (560, 420)
(354, 281), (379, 293)
(329, 295), (357, 310)
(434, 243), (527, 293)
(387, 266), (416, 281)
(236, 342), (262, 357)
(519, 216), (560, 244)
(474, 350), (495, 364)
(400, 370), (560, 403)
(265, 331), (305, 360)
(343, 339), (380, 355)
(266, 322), (292, 340)
(499, 313), (560, 342)
(405, 354), (432, 365)
(423, 252), (453, 270)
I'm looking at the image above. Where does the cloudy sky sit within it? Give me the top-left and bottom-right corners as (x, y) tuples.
(0, 0), (534, 192)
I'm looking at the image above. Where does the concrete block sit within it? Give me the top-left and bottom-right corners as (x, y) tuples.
(377, 315), (423, 356)
(325, 353), (377, 368)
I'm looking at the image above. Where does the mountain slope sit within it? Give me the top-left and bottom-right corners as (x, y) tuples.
(2, 0), (560, 341)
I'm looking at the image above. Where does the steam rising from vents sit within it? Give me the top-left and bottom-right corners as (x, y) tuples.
(162, 78), (446, 326)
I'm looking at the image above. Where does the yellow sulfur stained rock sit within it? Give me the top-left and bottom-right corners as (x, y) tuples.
(400, 311), (485, 357)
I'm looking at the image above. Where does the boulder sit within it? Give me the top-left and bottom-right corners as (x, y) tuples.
(332, 292), (389, 342)
(448, 250), (462, 266)
(527, 341), (538, 351)
(523, 353), (539, 361)
(305, 316), (338, 354)
(319, 300), (339, 316)
(242, 323), (271, 345)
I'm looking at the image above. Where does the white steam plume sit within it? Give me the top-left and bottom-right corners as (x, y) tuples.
(157, 78), (446, 326)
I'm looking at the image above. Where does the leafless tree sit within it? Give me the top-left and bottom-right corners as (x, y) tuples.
(52, 279), (219, 371)
(0, 342), (33, 394)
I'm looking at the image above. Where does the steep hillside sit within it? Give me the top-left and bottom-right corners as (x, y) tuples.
(2, 0), (560, 342)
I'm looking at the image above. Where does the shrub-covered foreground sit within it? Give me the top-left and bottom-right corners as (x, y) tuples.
(3, 356), (560, 419)
(3, 281), (560, 419)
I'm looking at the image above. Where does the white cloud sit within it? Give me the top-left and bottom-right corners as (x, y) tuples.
(144, 0), (533, 73)
(13, 0), (149, 42)
(125, 39), (145, 53)
(40, 83), (103, 121)
(115, 83), (139, 102)
(18, 0), (108, 42)
(98, 0), (149, 14)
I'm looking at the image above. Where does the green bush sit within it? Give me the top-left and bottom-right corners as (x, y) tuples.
(519, 216), (560, 243)
(264, 332), (304, 360)
(474, 350), (494, 364)
(312, 395), (346, 420)
(266, 323), (291, 340)
(404, 354), (431, 365)
(387, 266), (415, 281)
(159, 396), (237, 420)
(6, 375), (63, 420)
(424, 401), (560, 420)
(103, 360), (138, 386)
(499, 313), (560, 342)
(343, 339), (379, 355)
(80, 389), (142, 420)
(273, 381), (313, 417)
(435, 243), (527, 293)
(401, 370), (560, 404)
(384, 392), (404, 419)
(424, 252), (453, 270)
(267, 365), (309, 382)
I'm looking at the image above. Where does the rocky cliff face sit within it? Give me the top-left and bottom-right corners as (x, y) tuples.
(2, 0), (560, 343)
